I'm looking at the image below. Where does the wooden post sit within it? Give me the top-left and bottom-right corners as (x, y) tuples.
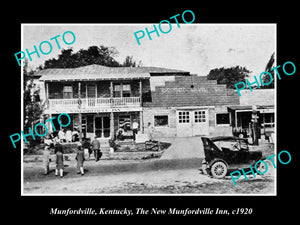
(45, 82), (49, 109)
(78, 82), (82, 142)
(235, 110), (238, 129)
(110, 112), (114, 139)
(139, 110), (144, 133)
(139, 80), (143, 133)
(139, 80), (142, 106)
(45, 82), (49, 101)
(79, 113), (82, 142)
(110, 81), (113, 107)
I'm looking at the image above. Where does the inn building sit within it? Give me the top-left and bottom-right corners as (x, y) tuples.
(34, 64), (274, 141)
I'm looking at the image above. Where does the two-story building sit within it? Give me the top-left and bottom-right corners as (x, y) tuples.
(35, 64), (274, 141)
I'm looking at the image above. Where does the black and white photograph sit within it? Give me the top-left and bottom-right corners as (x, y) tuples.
(21, 23), (276, 195)
(4, 4), (298, 221)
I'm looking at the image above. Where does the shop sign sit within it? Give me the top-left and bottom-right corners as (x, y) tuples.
(45, 107), (141, 114)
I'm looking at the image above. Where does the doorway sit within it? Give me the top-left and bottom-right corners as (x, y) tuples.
(95, 116), (110, 138)
(176, 109), (209, 137)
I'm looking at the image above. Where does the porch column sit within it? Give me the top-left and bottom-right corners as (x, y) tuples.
(78, 82), (82, 142)
(110, 111), (115, 139)
(139, 80), (142, 106)
(45, 82), (49, 101)
(45, 82), (49, 109)
(110, 81), (113, 107)
(235, 110), (238, 129)
(139, 110), (144, 133)
(79, 113), (82, 142)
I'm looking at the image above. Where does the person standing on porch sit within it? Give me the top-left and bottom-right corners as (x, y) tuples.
(91, 135), (101, 162)
(65, 129), (72, 143)
(132, 119), (139, 141)
(58, 129), (66, 143)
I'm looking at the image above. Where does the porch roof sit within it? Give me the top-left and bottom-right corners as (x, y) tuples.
(227, 105), (274, 112)
(37, 64), (189, 81)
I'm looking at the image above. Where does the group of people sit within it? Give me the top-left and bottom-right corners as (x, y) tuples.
(57, 128), (79, 143)
(43, 135), (102, 178)
(116, 120), (154, 142)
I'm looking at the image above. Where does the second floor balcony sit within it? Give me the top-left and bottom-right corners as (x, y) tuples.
(43, 79), (148, 112)
(48, 96), (141, 110)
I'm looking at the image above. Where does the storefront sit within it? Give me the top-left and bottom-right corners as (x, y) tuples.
(228, 105), (275, 137)
(47, 108), (143, 140)
(36, 64), (274, 141)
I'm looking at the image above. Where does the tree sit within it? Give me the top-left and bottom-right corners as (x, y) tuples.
(122, 56), (143, 67)
(207, 66), (251, 89)
(43, 45), (121, 69)
(23, 59), (44, 132)
(261, 52), (275, 88)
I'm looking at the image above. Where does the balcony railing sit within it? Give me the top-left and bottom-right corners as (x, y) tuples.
(48, 97), (141, 110)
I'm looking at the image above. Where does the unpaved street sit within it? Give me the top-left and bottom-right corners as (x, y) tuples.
(23, 158), (275, 195)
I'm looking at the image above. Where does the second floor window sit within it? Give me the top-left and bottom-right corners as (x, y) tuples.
(63, 85), (73, 99)
(113, 84), (131, 97)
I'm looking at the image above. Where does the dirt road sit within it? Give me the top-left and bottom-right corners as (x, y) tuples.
(23, 158), (275, 195)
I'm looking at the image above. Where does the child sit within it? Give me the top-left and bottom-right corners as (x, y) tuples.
(54, 142), (64, 178)
(75, 142), (85, 175)
(43, 144), (51, 175)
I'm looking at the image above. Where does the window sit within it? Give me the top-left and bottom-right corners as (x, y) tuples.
(154, 115), (169, 127)
(264, 113), (274, 123)
(122, 84), (131, 97)
(113, 84), (131, 97)
(63, 85), (73, 99)
(87, 85), (96, 98)
(216, 113), (230, 125)
(113, 85), (121, 97)
(178, 111), (190, 123)
(194, 111), (206, 123)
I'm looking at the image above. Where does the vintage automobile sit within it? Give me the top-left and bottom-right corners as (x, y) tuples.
(201, 136), (265, 179)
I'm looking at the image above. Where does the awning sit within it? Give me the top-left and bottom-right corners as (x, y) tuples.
(227, 105), (274, 113)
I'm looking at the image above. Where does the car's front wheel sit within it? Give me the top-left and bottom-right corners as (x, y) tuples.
(210, 161), (228, 179)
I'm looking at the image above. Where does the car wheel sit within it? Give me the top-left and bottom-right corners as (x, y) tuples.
(211, 161), (228, 179)
(257, 159), (275, 176)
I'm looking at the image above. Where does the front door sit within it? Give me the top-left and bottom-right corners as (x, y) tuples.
(192, 110), (209, 136)
(176, 109), (209, 137)
(176, 110), (192, 137)
(95, 116), (110, 138)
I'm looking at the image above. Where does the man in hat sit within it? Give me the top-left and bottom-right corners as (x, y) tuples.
(91, 135), (101, 161)
(132, 119), (139, 141)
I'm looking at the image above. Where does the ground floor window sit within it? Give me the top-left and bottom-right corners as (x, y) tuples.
(154, 115), (169, 127)
(216, 113), (230, 125)
(178, 111), (190, 123)
(194, 110), (206, 123)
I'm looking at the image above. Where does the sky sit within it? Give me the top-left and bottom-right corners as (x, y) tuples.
(22, 24), (276, 78)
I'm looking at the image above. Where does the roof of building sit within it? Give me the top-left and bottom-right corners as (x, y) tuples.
(143, 75), (240, 107)
(227, 105), (274, 111)
(37, 64), (189, 81)
(239, 89), (275, 106)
